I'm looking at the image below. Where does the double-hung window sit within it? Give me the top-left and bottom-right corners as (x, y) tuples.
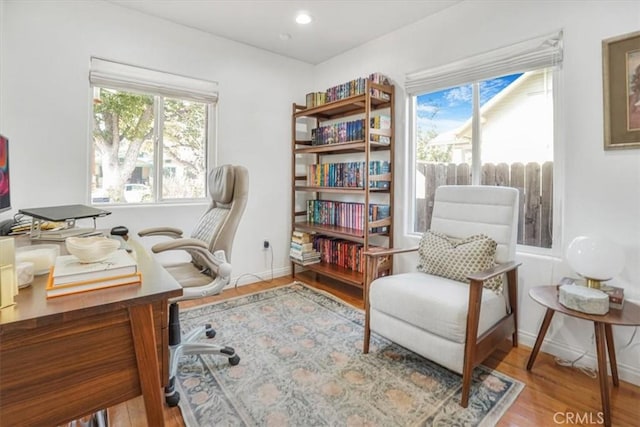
(89, 58), (218, 205)
(406, 32), (563, 249)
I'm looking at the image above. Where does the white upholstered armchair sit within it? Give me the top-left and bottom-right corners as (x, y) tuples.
(364, 185), (520, 407)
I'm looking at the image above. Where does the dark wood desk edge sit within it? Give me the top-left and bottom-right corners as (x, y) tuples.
(0, 236), (183, 334)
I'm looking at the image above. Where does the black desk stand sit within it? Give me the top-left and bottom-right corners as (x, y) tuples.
(18, 204), (111, 241)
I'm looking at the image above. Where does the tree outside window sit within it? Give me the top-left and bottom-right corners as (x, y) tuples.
(91, 87), (209, 204)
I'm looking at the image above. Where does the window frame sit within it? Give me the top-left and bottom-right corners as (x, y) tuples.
(404, 33), (564, 254)
(87, 58), (218, 206)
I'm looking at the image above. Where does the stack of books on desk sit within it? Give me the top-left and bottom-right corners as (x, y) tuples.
(289, 231), (321, 266)
(46, 249), (141, 298)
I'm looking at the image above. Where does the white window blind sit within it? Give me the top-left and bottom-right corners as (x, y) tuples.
(89, 57), (218, 103)
(405, 31), (563, 94)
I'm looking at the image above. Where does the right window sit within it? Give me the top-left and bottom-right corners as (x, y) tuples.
(407, 32), (562, 250)
(413, 68), (554, 248)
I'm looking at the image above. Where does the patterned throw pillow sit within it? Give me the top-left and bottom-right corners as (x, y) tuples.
(417, 230), (503, 292)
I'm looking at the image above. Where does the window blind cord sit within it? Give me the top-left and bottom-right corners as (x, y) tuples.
(554, 333), (597, 379)
(232, 245), (274, 289)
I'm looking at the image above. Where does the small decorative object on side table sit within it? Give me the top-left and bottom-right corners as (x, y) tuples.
(526, 285), (640, 427)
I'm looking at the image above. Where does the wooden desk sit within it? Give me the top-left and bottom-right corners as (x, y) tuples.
(0, 238), (182, 426)
(526, 286), (640, 427)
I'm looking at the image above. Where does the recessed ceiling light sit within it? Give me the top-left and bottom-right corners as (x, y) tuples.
(295, 12), (312, 25)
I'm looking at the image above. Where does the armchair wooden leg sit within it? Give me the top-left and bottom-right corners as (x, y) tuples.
(363, 256), (377, 354)
(363, 283), (371, 353)
(507, 268), (519, 347)
(461, 280), (483, 407)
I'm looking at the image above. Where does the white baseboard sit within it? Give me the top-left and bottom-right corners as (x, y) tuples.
(518, 330), (640, 386)
(228, 265), (292, 288)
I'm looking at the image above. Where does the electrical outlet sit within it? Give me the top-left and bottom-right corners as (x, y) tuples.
(263, 239), (270, 250)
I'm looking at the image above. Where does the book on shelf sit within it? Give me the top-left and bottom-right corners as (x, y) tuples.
(51, 249), (138, 285)
(292, 230), (313, 243)
(46, 271), (142, 298)
(290, 231), (320, 265)
(303, 74), (390, 109)
(602, 284), (625, 309)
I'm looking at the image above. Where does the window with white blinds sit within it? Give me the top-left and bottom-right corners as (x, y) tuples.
(407, 32), (563, 249)
(89, 58), (217, 205)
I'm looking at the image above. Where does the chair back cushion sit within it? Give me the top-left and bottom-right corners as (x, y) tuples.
(430, 185), (518, 264)
(208, 165), (235, 205)
(189, 165), (249, 269)
(417, 230), (502, 291)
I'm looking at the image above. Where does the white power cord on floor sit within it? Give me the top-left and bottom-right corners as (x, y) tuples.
(232, 245), (274, 289)
(554, 333), (597, 379)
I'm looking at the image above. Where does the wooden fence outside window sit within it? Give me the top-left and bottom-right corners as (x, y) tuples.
(415, 161), (553, 248)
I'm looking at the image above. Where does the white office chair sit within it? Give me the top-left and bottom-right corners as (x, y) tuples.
(139, 164), (249, 406)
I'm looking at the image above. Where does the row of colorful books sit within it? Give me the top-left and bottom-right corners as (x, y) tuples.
(313, 236), (366, 273)
(310, 115), (391, 146)
(311, 119), (365, 145)
(304, 73), (392, 109)
(289, 231), (321, 265)
(46, 249), (140, 298)
(307, 200), (390, 233)
(307, 161), (390, 189)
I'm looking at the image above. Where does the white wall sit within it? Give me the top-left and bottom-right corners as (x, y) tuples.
(0, 0), (312, 282)
(313, 0), (640, 385)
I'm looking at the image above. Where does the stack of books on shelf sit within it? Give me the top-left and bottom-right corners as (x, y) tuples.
(370, 114), (391, 144)
(290, 231), (321, 266)
(304, 73), (392, 108)
(602, 284), (624, 309)
(314, 236), (365, 272)
(46, 249), (141, 298)
(369, 73), (392, 100)
(307, 200), (390, 232)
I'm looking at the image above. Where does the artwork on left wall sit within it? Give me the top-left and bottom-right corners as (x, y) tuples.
(0, 135), (10, 213)
(603, 30), (640, 150)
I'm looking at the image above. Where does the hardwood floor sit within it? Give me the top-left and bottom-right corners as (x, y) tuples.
(110, 272), (640, 426)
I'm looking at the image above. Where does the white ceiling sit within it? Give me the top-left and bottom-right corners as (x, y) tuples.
(108, 0), (462, 64)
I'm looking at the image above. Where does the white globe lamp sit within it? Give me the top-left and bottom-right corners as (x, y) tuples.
(566, 236), (625, 289)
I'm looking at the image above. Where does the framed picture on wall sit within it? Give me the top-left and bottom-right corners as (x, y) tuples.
(603, 30), (640, 150)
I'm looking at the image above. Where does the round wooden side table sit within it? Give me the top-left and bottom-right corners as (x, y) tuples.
(526, 285), (640, 427)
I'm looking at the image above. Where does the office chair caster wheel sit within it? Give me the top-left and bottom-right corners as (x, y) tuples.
(165, 377), (180, 407)
(166, 391), (180, 407)
(229, 355), (240, 366)
(205, 323), (216, 339)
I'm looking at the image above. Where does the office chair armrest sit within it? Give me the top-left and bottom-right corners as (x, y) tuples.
(151, 238), (231, 277)
(138, 227), (184, 239)
(151, 237), (207, 254)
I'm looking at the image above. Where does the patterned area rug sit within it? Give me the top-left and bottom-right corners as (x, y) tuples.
(176, 283), (524, 426)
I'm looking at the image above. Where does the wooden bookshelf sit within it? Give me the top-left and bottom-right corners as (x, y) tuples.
(290, 77), (395, 294)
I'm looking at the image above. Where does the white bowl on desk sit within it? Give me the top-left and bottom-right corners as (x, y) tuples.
(65, 236), (120, 263)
